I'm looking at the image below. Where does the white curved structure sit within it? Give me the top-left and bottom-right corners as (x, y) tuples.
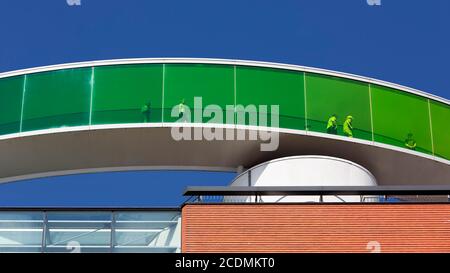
(229, 156), (378, 202)
(0, 58), (449, 185)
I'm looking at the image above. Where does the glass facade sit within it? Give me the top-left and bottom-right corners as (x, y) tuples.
(163, 64), (234, 123)
(0, 210), (180, 253)
(92, 64), (163, 125)
(236, 66), (305, 129)
(113, 211), (181, 252)
(0, 212), (44, 252)
(22, 69), (92, 132)
(0, 62), (448, 160)
(306, 73), (372, 141)
(0, 76), (23, 135)
(371, 85), (433, 154)
(430, 101), (450, 160)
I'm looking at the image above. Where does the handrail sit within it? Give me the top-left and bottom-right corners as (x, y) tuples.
(0, 207), (180, 211)
(183, 185), (450, 196)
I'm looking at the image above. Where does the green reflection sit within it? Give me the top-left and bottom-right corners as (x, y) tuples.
(306, 73), (372, 141)
(22, 68), (91, 131)
(163, 64), (234, 124)
(236, 66), (305, 129)
(92, 64), (163, 124)
(0, 76), (23, 135)
(0, 63), (447, 162)
(430, 101), (450, 159)
(371, 85), (433, 154)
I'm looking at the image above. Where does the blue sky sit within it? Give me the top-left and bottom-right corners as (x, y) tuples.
(0, 0), (448, 207)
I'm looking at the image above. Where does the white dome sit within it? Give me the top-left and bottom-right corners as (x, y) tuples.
(229, 155), (377, 203)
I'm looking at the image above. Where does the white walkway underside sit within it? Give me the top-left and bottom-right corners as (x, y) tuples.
(0, 125), (449, 185)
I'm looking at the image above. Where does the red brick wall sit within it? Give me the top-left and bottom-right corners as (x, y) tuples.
(182, 204), (450, 253)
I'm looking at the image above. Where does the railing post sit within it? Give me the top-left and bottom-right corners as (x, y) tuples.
(41, 211), (48, 253)
(110, 211), (115, 253)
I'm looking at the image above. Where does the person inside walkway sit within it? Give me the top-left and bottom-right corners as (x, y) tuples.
(141, 101), (151, 122)
(178, 99), (186, 121)
(404, 133), (417, 150)
(326, 114), (338, 135)
(343, 115), (353, 137)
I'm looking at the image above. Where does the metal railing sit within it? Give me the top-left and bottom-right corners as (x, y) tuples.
(183, 186), (450, 204)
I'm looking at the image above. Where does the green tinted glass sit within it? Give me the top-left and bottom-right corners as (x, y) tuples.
(371, 85), (432, 154)
(22, 68), (91, 131)
(163, 64), (234, 124)
(430, 101), (450, 160)
(236, 66), (305, 129)
(92, 64), (163, 124)
(0, 76), (23, 135)
(305, 73), (372, 140)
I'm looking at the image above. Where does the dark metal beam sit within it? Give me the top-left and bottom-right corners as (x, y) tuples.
(0, 207), (180, 211)
(183, 186), (450, 196)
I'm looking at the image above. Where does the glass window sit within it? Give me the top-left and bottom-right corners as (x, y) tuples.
(430, 101), (450, 160)
(163, 64), (234, 124)
(0, 212), (44, 252)
(236, 66), (305, 130)
(371, 85), (433, 154)
(92, 64), (163, 124)
(0, 210), (181, 253)
(45, 212), (111, 253)
(22, 68), (91, 132)
(0, 76), (24, 135)
(113, 211), (180, 253)
(305, 73), (372, 141)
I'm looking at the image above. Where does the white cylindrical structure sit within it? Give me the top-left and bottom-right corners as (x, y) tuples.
(229, 155), (378, 203)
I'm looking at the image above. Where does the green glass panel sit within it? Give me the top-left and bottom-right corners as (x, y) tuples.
(163, 64), (234, 124)
(92, 64), (163, 124)
(371, 85), (432, 154)
(306, 73), (372, 141)
(0, 76), (23, 135)
(236, 66), (305, 129)
(22, 68), (91, 131)
(430, 101), (450, 160)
